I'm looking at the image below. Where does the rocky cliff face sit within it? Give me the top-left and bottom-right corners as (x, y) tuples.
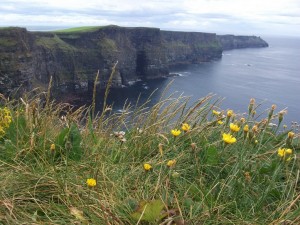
(0, 27), (35, 95)
(0, 26), (267, 96)
(217, 35), (268, 50)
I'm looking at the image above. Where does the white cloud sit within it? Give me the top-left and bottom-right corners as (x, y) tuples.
(1, 0), (300, 36)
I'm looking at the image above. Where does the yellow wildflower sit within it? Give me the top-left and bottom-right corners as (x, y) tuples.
(50, 143), (56, 151)
(218, 120), (224, 125)
(167, 160), (176, 167)
(278, 148), (293, 161)
(230, 123), (240, 132)
(143, 163), (152, 171)
(222, 133), (237, 144)
(181, 123), (191, 132)
(212, 110), (221, 116)
(227, 110), (234, 117)
(171, 129), (181, 137)
(86, 178), (96, 187)
(243, 125), (249, 132)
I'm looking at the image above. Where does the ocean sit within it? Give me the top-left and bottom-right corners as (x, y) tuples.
(94, 36), (300, 125)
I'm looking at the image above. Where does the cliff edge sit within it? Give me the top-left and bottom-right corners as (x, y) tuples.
(0, 26), (268, 96)
(217, 35), (269, 50)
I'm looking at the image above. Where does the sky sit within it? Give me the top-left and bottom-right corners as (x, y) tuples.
(1, 0), (300, 36)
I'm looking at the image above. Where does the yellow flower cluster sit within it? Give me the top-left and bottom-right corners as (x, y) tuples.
(171, 123), (191, 137)
(0, 107), (12, 137)
(278, 148), (293, 161)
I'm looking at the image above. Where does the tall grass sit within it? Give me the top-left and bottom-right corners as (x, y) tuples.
(0, 81), (299, 224)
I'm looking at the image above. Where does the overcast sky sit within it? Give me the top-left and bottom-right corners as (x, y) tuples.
(1, 0), (300, 36)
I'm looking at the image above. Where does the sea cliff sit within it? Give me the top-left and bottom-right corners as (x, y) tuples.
(217, 35), (269, 50)
(0, 26), (268, 96)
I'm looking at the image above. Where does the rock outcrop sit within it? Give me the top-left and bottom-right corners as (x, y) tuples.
(0, 26), (267, 96)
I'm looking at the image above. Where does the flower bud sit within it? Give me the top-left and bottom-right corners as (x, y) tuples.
(227, 110), (233, 118)
(158, 143), (163, 156)
(172, 172), (180, 178)
(278, 110), (287, 125)
(248, 98), (255, 114)
(50, 143), (56, 151)
(243, 124), (249, 133)
(252, 125), (258, 134)
(244, 172), (251, 182)
(288, 132), (295, 139)
(191, 143), (197, 150)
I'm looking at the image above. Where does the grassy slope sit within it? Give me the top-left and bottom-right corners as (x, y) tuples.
(52, 26), (103, 33)
(0, 86), (299, 224)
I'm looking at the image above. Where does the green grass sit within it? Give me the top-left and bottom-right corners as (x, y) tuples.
(196, 40), (222, 50)
(53, 26), (103, 33)
(35, 35), (77, 51)
(0, 27), (22, 30)
(0, 38), (17, 47)
(0, 82), (299, 224)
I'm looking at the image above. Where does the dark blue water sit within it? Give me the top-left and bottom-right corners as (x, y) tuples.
(96, 36), (300, 124)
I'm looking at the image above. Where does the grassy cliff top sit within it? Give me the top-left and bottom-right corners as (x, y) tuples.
(0, 26), (24, 30)
(52, 26), (103, 33)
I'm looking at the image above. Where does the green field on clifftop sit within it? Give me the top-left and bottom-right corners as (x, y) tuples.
(53, 26), (103, 33)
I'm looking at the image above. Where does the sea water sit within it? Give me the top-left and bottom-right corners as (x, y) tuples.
(96, 36), (300, 125)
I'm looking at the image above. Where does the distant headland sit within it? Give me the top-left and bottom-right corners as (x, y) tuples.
(0, 25), (268, 96)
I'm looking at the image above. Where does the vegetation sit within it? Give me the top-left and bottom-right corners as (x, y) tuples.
(53, 26), (103, 33)
(0, 75), (299, 224)
(196, 40), (221, 51)
(0, 27), (22, 30)
(0, 38), (17, 47)
(35, 35), (77, 52)
(97, 38), (118, 58)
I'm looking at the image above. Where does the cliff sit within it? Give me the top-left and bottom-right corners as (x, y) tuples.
(217, 35), (269, 50)
(0, 26), (267, 96)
